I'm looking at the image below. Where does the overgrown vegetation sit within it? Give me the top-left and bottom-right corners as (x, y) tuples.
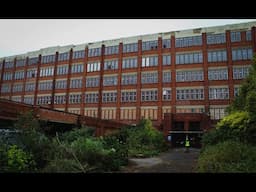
(198, 55), (256, 172)
(1, 110), (166, 172)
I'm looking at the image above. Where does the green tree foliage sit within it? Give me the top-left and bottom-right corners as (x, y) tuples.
(14, 111), (52, 169)
(227, 55), (256, 114)
(7, 145), (36, 172)
(59, 126), (95, 143)
(124, 119), (168, 157)
(202, 111), (249, 147)
(14, 110), (40, 131)
(197, 140), (256, 173)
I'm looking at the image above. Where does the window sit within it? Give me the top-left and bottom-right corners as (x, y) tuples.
(11, 96), (21, 102)
(87, 62), (100, 72)
(28, 57), (38, 65)
(207, 33), (226, 44)
(232, 47), (253, 61)
(176, 70), (204, 82)
(162, 55), (171, 65)
(162, 71), (171, 83)
(234, 87), (240, 97)
(176, 52), (203, 64)
(208, 50), (227, 62)
(40, 67), (54, 77)
(233, 66), (250, 79)
(73, 50), (85, 59)
(175, 36), (202, 47)
(24, 97), (34, 105)
(86, 76), (100, 87)
(38, 81), (53, 91)
(121, 73), (137, 85)
(142, 40), (158, 51)
(16, 59), (26, 67)
(58, 52), (69, 61)
(176, 88), (204, 100)
(162, 39), (171, 48)
(37, 95), (52, 105)
(141, 90), (158, 101)
(41, 55), (55, 64)
(208, 68), (228, 80)
(140, 107), (158, 120)
(14, 71), (25, 80)
(162, 89), (171, 101)
(25, 82), (35, 92)
(231, 31), (241, 42)
(104, 60), (118, 70)
(120, 108), (136, 120)
(88, 48), (101, 57)
(102, 92), (117, 103)
(57, 65), (69, 75)
(27, 69), (37, 78)
(105, 45), (119, 55)
(4, 61), (14, 69)
(103, 75), (118, 86)
(121, 91), (137, 102)
(69, 94), (81, 104)
(246, 30), (252, 41)
(85, 92), (98, 103)
(1, 84), (11, 93)
(70, 79), (82, 88)
(71, 63), (84, 73)
(3, 72), (13, 80)
(122, 57), (137, 69)
(209, 87), (229, 100)
(55, 80), (67, 89)
(210, 107), (227, 120)
(12, 84), (23, 92)
(54, 95), (66, 104)
(141, 72), (158, 84)
(123, 43), (138, 53)
(142, 56), (158, 67)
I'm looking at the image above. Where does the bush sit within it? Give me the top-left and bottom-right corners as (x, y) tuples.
(59, 126), (95, 143)
(201, 111), (249, 147)
(43, 159), (92, 173)
(103, 133), (128, 169)
(124, 119), (168, 157)
(6, 145), (36, 172)
(197, 140), (256, 172)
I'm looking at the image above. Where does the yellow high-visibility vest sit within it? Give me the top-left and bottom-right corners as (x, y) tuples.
(185, 140), (190, 147)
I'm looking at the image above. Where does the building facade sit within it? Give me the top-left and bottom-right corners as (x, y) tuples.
(0, 21), (255, 132)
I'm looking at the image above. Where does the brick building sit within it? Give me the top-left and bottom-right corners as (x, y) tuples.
(0, 21), (255, 145)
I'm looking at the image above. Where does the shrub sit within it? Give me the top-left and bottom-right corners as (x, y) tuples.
(201, 111), (249, 147)
(6, 145), (36, 172)
(59, 126), (95, 143)
(197, 140), (256, 172)
(124, 119), (168, 157)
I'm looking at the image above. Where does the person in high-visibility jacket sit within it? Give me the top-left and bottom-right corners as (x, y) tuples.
(185, 137), (190, 153)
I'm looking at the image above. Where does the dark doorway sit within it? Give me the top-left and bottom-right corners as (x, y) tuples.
(189, 122), (201, 131)
(187, 133), (202, 148)
(173, 122), (184, 131)
(170, 133), (186, 147)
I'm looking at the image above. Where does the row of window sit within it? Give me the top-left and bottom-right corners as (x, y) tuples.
(1, 48), (253, 72)
(2, 85), (237, 102)
(1, 30), (253, 69)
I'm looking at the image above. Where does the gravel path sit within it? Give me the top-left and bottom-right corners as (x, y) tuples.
(121, 148), (200, 173)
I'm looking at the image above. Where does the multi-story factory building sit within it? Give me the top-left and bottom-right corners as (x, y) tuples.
(0, 21), (255, 143)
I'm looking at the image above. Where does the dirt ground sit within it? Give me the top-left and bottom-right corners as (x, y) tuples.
(120, 148), (200, 173)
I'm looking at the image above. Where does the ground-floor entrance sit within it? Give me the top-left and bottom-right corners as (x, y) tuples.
(163, 113), (210, 148)
(169, 132), (203, 148)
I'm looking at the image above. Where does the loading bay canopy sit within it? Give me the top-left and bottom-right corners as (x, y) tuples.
(169, 131), (204, 134)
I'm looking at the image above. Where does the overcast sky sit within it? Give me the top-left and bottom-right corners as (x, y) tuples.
(0, 19), (256, 58)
